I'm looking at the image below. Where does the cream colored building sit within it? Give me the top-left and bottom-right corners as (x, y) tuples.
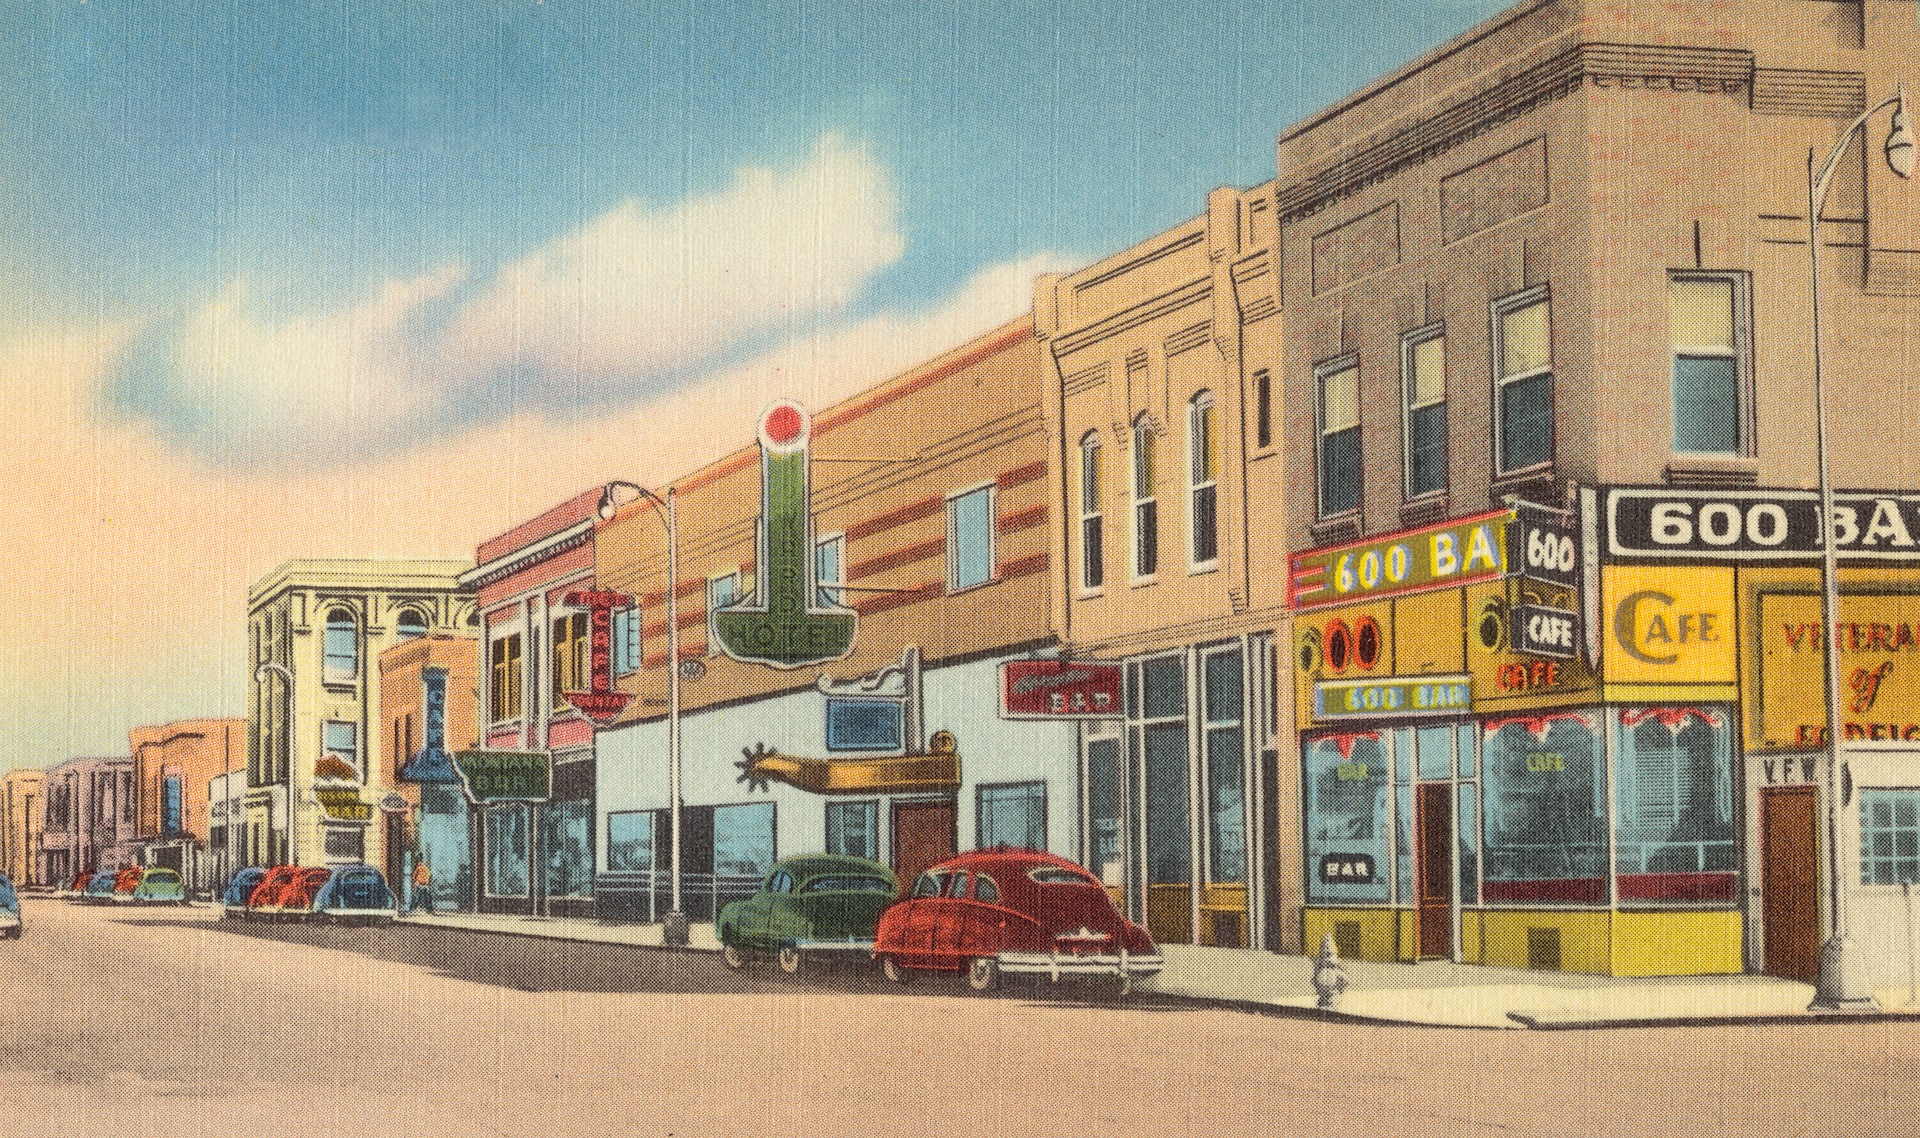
(1, 768), (43, 886)
(246, 559), (473, 869)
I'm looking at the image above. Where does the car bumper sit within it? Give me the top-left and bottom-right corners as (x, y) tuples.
(996, 950), (1165, 982)
(0, 912), (19, 929)
(318, 907), (396, 921)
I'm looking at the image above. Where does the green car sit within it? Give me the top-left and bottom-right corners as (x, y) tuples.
(131, 867), (189, 905)
(716, 854), (898, 974)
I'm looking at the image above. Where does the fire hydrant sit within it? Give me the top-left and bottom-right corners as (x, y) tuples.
(1312, 931), (1350, 1011)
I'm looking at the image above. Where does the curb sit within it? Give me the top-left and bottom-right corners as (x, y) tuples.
(391, 915), (722, 955)
(1508, 1008), (1920, 1030)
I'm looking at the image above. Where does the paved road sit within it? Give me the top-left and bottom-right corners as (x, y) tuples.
(3, 899), (1917, 1137)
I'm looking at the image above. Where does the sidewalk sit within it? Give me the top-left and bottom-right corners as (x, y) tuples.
(396, 909), (1920, 1029)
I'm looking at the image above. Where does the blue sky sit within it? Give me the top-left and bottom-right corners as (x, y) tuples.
(0, 0), (1508, 766)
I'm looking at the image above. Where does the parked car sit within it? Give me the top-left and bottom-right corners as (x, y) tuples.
(246, 864), (302, 920)
(872, 848), (1163, 995)
(310, 865), (397, 925)
(60, 871), (92, 900)
(717, 854), (898, 973)
(276, 867), (334, 921)
(0, 873), (21, 939)
(83, 870), (120, 904)
(221, 867), (267, 920)
(111, 866), (145, 904)
(131, 867), (189, 905)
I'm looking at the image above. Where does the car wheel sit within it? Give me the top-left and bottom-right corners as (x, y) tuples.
(777, 945), (803, 975)
(966, 957), (999, 992)
(722, 942), (746, 970)
(880, 955), (911, 984)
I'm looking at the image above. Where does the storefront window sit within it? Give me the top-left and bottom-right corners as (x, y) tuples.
(1860, 789), (1920, 886)
(713, 802), (775, 880)
(1203, 648), (1245, 884)
(420, 784), (470, 909)
(606, 810), (653, 872)
(1086, 737), (1122, 885)
(1614, 707), (1735, 902)
(1304, 732), (1390, 904)
(487, 804), (530, 898)
(825, 800), (878, 861)
(1482, 713), (1604, 903)
(979, 782), (1046, 850)
(1457, 788), (1479, 905)
(1143, 723), (1190, 885)
(543, 799), (594, 899)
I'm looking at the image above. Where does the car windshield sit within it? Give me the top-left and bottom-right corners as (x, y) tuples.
(801, 875), (894, 895)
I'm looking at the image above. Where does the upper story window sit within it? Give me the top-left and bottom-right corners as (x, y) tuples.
(816, 534), (844, 608)
(395, 608), (427, 641)
(1316, 357), (1361, 517)
(490, 633), (523, 722)
(322, 720), (359, 780)
(1494, 289), (1554, 474)
(1131, 415), (1159, 579)
(613, 606), (640, 676)
(707, 571), (739, 653)
(1079, 432), (1104, 592)
(551, 610), (589, 708)
(1188, 392), (1219, 569)
(1254, 370), (1273, 450)
(1402, 327), (1448, 499)
(1670, 273), (1747, 455)
(323, 607), (358, 683)
(947, 484), (996, 592)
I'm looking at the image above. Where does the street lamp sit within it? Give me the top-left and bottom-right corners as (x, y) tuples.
(1805, 85), (1912, 1012)
(255, 661), (298, 868)
(598, 480), (689, 947)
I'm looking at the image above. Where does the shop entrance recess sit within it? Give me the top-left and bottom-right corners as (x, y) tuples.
(1760, 784), (1819, 982)
(1417, 782), (1454, 958)
(892, 799), (956, 892)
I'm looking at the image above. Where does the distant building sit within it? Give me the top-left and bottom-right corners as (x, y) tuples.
(378, 633), (480, 911)
(207, 770), (247, 891)
(128, 718), (245, 895)
(38, 756), (136, 884)
(246, 559), (473, 869)
(1, 769), (44, 886)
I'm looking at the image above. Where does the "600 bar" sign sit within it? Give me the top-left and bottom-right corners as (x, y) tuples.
(1605, 487), (1920, 560)
(1506, 509), (1580, 587)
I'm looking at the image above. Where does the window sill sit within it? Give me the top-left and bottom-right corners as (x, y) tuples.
(1076, 586), (1106, 600)
(946, 577), (999, 598)
(1664, 456), (1758, 488)
(1309, 515), (1362, 547)
(1187, 561), (1220, 577)
(1129, 576), (1159, 589)
(1399, 495), (1450, 527)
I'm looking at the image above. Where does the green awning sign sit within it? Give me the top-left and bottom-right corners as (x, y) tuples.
(452, 749), (552, 803)
(711, 401), (858, 669)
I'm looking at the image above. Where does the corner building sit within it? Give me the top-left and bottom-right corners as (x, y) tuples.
(1278, 0), (1920, 977)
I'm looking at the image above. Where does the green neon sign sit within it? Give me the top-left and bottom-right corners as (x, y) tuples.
(712, 401), (858, 669)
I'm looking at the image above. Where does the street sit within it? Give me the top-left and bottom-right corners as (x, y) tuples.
(0, 900), (1916, 1137)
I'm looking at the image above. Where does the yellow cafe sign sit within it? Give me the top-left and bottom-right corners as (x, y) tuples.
(1600, 565), (1737, 691)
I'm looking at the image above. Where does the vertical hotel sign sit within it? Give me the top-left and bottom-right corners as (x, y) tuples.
(1290, 509), (1512, 611)
(401, 665), (460, 782)
(712, 400), (858, 668)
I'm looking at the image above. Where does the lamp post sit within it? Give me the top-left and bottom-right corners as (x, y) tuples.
(598, 480), (688, 947)
(255, 661), (298, 868)
(1805, 85), (1913, 1011)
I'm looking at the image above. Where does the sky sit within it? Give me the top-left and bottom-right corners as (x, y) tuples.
(0, 0), (1509, 771)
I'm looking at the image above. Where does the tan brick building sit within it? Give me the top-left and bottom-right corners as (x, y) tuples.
(128, 718), (245, 894)
(1276, 0), (1920, 980)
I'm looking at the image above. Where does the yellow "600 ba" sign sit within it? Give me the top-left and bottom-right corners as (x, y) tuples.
(1290, 509), (1511, 611)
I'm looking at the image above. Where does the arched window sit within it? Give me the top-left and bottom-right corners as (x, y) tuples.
(1131, 415), (1158, 579)
(396, 608), (428, 641)
(1079, 431), (1104, 591)
(1187, 392), (1218, 567)
(323, 608), (358, 683)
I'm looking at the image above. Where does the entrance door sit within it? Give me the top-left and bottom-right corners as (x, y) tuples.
(1417, 783), (1454, 959)
(1761, 785), (1820, 982)
(892, 800), (956, 893)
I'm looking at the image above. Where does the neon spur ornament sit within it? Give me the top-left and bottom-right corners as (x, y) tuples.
(711, 400), (858, 669)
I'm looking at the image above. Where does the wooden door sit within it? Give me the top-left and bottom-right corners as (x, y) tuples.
(1761, 785), (1820, 982)
(891, 800), (956, 895)
(1417, 783), (1453, 959)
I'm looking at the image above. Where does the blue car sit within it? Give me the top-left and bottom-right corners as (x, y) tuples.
(0, 873), (21, 939)
(309, 864), (397, 925)
(221, 867), (267, 920)
(83, 870), (119, 904)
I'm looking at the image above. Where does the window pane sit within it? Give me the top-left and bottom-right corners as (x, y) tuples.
(979, 782), (1046, 850)
(1482, 713), (1605, 900)
(543, 799), (593, 899)
(1410, 335), (1446, 405)
(1144, 722), (1190, 885)
(1673, 356), (1740, 453)
(1320, 365), (1358, 432)
(1192, 484), (1218, 563)
(487, 805), (530, 897)
(1135, 499), (1159, 577)
(949, 488), (994, 590)
(1457, 786), (1479, 905)
(1321, 426), (1361, 515)
(1086, 738), (1122, 884)
(1081, 437), (1102, 513)
(1203, 650), (1241, 726)
(1189, 398), (1216, 483)
(1141, 655), (1185, 720)
(1860, 788), (1920, 886)
(825, 801), (878, 861)
(1501, 300), (1551, 377)
(713, 802), (775, 878)
(1207, 725), (1245, 882)
(1614, 709), (1735, 884)
(323, 614), (357, 681)
(1082, 516), (1104, 589)
(1303, 733), (1390, 903)
(1133, 426), (1156, 498)
(1417, 724), (1452, 781)
(1670, 278), (1735, 349)
(606, 811), (653, 871)
(1408, 401), (1448, 497)
(1500, 371), (1554, 470)
(815, 537), (842, 607)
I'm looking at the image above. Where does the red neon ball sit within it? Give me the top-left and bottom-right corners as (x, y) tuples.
(764, 403), (805, 445)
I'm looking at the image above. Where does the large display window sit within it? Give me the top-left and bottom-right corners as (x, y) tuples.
(486, 803), (530, 898)
(1481, 712), (1605, 903)
(1612, 707), (1735, 903)
(1303, 732), (1390, 904)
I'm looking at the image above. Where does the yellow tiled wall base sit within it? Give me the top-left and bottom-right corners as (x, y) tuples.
(1477, 910), (1612, 974)
(1303, 908), (1408, 963)
(1610, 910), (1743, 976)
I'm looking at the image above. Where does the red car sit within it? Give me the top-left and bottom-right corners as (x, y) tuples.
(276, 868), (333, 921)
(872, 848), (1163, 995)
(246, 864), (302, 920)
(111, 866), (145, 904)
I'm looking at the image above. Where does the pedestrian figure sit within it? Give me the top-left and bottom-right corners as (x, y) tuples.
(410, 858), (432, 914)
